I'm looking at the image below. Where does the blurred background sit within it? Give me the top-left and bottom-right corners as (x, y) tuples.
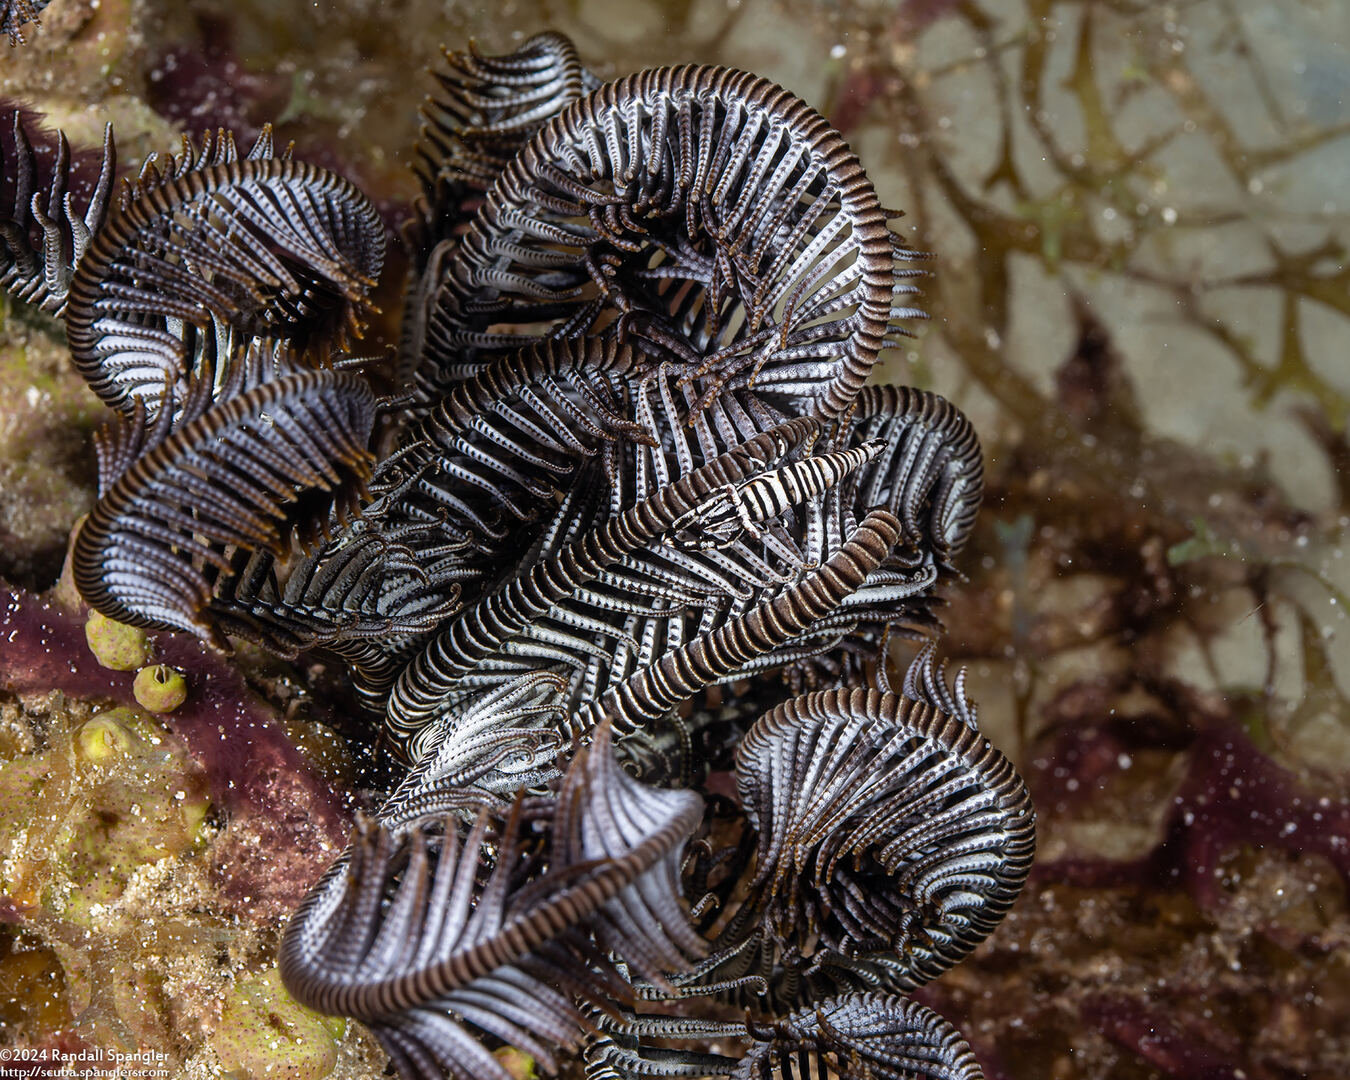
(1, 1), (1347, 1077)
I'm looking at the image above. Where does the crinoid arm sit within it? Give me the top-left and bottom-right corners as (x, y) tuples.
(411, 62), (926, 415)
(72, 370), (377, 645)
(280, 724), (704, 1080)
(724, 674), (1035, 1004)
(584, 992), (983, 1080)
(65, 128), (384, 416)
(7, 117), (393, 646)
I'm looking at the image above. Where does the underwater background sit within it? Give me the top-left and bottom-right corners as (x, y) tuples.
(1, 0), (1348, 1077)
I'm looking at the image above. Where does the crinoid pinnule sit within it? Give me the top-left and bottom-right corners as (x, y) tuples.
(1, 0), (51, 44)
(1, 106), (115, 310)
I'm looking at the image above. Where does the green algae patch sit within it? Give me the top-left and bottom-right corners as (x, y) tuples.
(52, 709), (210, 923)
(213, 968), (344, 1080)
(0, 321), (100, 588)
(0, 707), (211, 927)
(0, 755), (53, 914)
(0, 930), (74, 1038)
(495, 1047), (538, 1079)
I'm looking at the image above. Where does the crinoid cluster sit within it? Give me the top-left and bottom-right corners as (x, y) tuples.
(2, 31), (1035, 1080)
